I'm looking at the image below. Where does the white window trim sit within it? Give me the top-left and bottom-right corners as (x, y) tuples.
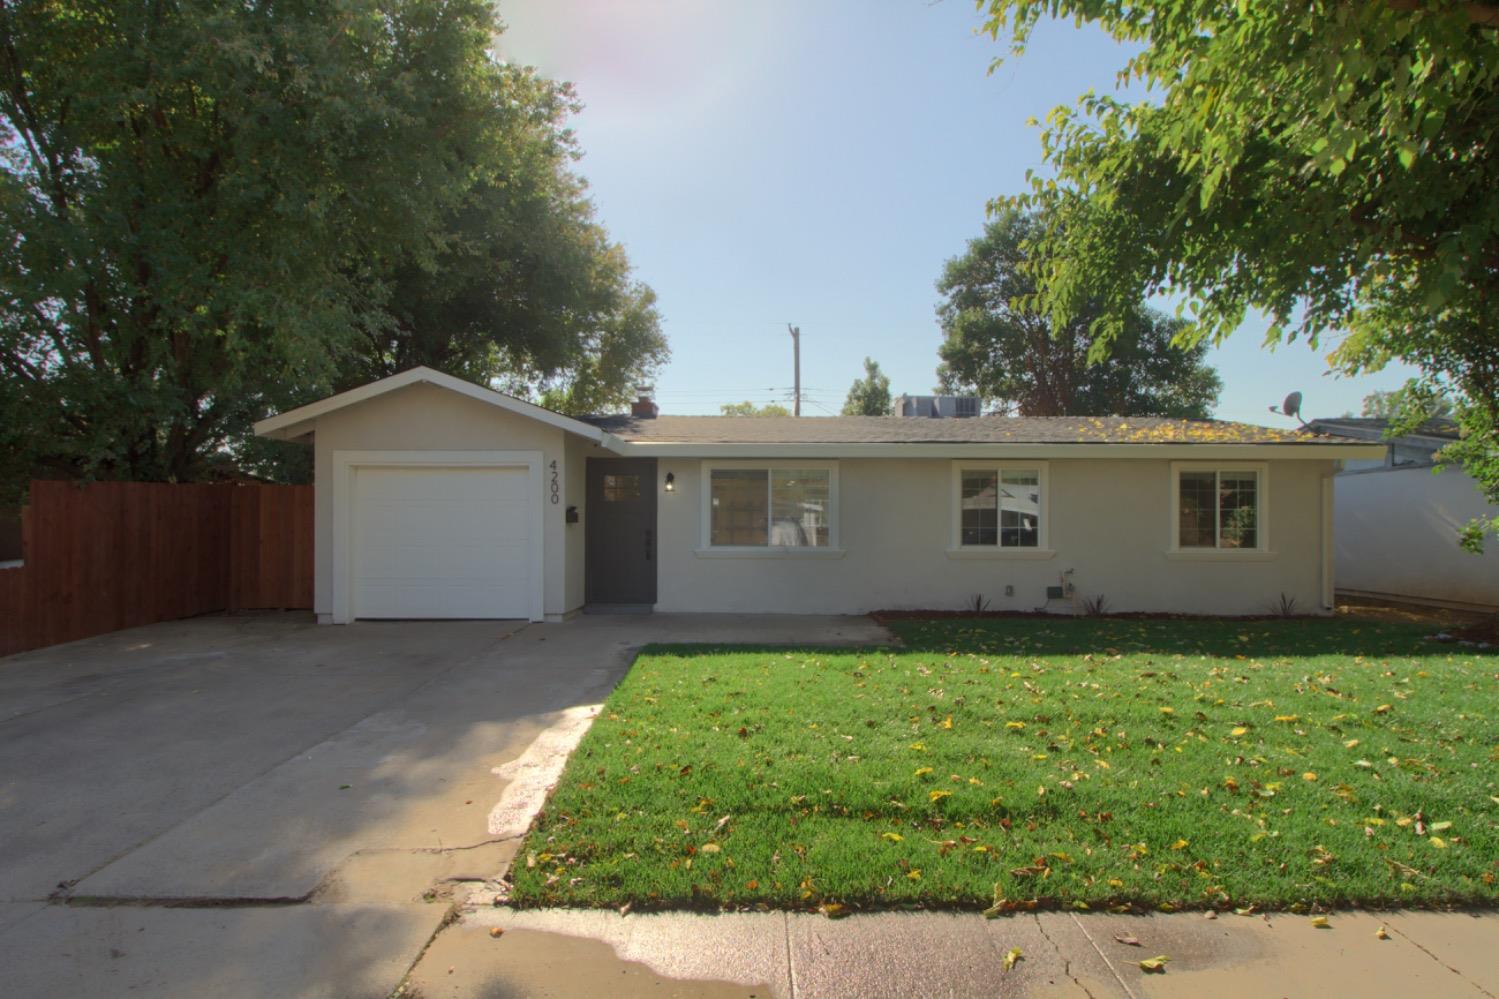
(698, 460), (842, 555)
(1168, 461), (1272, 556)
(330, 450), (546, 625)
(948, 460), (1054, 557)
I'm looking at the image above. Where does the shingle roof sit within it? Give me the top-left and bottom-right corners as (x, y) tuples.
(585, 414), (1360, 446)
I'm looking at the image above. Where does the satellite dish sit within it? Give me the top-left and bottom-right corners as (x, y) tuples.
(1268, 390), (1306, 425)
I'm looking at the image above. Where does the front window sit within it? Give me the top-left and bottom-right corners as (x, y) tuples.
(1177, 468), (1260, 549)
(709, 467), (830, 547)
(958, 465), (1043, 548)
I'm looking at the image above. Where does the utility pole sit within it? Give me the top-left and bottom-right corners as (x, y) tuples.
(787, 323), (801, 417)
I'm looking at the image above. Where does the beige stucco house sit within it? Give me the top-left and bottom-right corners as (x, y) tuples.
(254, 366), (1383, 623)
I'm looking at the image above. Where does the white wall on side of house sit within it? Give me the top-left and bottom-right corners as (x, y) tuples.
(1334, 465), (1499, 610)
(654, 457), (1334, 616)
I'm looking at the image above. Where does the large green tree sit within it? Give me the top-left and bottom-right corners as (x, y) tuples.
(356, 68), (666, 416)
(936, 210), (1221, 417)
(979, 0), (1499, 547)
(842, 357), (893, 416)
(0, 0), (664, 498)
(1363, 382), (1454, 421)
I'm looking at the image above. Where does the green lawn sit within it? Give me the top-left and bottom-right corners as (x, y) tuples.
(511, 616), (1499, 913)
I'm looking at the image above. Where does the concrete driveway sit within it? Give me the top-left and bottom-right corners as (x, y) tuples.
(0, 612), (888, 998)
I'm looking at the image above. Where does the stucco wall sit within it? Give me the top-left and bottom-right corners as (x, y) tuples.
(311, 382), (584, 619)
(1334, 465), (1499, 610)
(654, 457), (1335, 616)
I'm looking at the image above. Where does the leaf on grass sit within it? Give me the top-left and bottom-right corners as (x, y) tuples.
(1429, 836), (1448, 849)
(914, 766), (933, 777)
(1139, 956), (1170, 973)
(1114, 934), (1142, 946)
(881, 832), (904, 842)
(929, 789), (953, 802)
(1159, 706), (1175, 715)
(1003, 947), (1023, 971)
(700, 843), (721, 854)
(1170, 838), (1189, 851)
(1303, 772), (1318, 782)
(907, 868), (922, 880)
(1374, 704), (1392, 714)
(820, 902), (846, 919)
(1344, 739), (1360, 749)
(941, 715), (953, 729)
(1429, 821), (1452, 833)
(1231, 726), (1249, 737)
(1274, 715), (1299, 723)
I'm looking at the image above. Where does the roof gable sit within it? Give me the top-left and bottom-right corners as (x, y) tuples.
(253, 367), (606, 443)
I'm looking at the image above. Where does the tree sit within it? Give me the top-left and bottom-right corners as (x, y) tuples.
(355, 68), (666, 416)
(720, 401), (791, 417)
(1362, 383), (1454, 421)
(842, 357), (893, 415)
(935, 210), (1221, 417)
(0, 0), (665, 500)
(978, 1), (1499, 548)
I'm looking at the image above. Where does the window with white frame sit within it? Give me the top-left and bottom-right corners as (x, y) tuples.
(954, 463), (1046, 549)
(1173, 465), (1264, 550)
(706, 465), (833, 547)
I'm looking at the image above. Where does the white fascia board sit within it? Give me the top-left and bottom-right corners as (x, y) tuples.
(602, 441), (1388, 460)
(253, 366), (607, 444)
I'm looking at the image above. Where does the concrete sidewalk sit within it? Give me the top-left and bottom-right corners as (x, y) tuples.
(407, 904), (1499, 998)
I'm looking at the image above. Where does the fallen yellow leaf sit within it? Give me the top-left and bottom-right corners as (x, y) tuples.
(1231, 726), (1249, 737)
(1003, 947), (1023, 971)
(907, 868), (922, 880)
(1170, 838), (1189, 851)
(1303, 772), (1318, 782)
(929, 789), (952, 802)
(881, 832), (904, 842)
(1375, 926), (1389, 940)
(1139, 955), (1170, 973)
(1310, 916), (1330, 928)
(1430, 836), (1448, 849)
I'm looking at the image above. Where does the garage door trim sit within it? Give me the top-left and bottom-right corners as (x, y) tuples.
(331, 450), (545, 624)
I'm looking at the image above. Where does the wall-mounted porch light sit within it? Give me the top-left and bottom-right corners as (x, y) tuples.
(664, 471), (675, 493)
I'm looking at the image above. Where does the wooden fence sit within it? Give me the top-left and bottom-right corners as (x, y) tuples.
(0, 480), (313, 658)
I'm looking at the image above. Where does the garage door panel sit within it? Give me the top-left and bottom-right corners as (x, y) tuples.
(352, 465), (534, 620)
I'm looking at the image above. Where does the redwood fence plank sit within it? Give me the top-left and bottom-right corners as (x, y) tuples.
(0, 480), (314, 658)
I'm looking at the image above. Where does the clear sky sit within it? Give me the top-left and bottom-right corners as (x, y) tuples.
(496, 0), (1419, 424)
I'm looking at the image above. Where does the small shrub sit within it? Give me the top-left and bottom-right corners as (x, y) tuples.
(966, 593), (992, 613)
(1272, 592), (1298, 617)
(1080, 593), (1108, 616)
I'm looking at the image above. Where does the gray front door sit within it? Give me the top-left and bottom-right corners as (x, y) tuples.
(585, 458), (658, 605)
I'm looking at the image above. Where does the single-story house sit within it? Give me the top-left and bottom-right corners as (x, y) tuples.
(253, 367), (1383, 622)
(1307, 416), (1499, 612)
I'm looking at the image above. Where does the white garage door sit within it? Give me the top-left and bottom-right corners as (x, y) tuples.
(352, 465), (533, 619)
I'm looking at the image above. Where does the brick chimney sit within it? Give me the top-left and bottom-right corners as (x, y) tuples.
(630, 385), (658, 419)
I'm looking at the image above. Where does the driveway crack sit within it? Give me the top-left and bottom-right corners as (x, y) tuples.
(1031, 913), (1103, 999)
(1388, 924), (1497, 998)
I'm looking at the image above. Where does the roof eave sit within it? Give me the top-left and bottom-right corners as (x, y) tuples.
(253, 366), (607, 444)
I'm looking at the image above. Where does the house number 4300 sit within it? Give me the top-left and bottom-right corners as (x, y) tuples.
(549, 460), (560, 504)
